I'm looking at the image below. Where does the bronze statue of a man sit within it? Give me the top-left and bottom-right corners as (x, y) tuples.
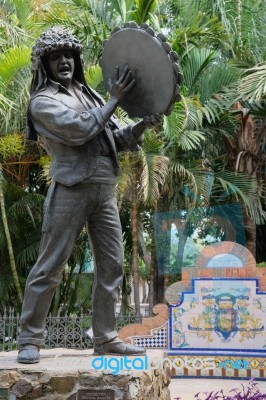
(17, 28), (158, 363)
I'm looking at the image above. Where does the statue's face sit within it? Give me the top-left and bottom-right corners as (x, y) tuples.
(45, 50), (75, 87)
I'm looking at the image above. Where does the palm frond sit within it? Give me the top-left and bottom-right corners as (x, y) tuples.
(203, 99), (223, 124)
(84, 64), (103, 89)
(139, 151), (168, 207)
(182, 47), (220, 95)
(0, 46), (31, 87)
(213, 170), (266, 224)
(200, 62), (241, 103)
(133, 0), (158, 24)
(112, 0), (136, 22)
(168, 160), (199, 205)
(9, 193), (44, 224)
(185, 96), (203, 130)
(16, 241), (40, 270)
(170, 5), (229, 55)
(139, 129), (168, 206)
(115, 152), (135, 207)
(0, 1), (31, 47)
(178, 130), (206, 151)
(11, 0), (36, 32)
(163, 99), (187, 142)
(239, 100), (266, 117)
(163, 96), (204, 146)
(238, 63), (266, 101)
(114, 107), (133, 126)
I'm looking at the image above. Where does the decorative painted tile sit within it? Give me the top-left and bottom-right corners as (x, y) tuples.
(225, 368), (234, 377)
(201, 369), (210, 376)
(251, 369), (260, 378)
(250, 359), (260, 369)
(133, 326), (167, 348)
(169, 278), (266, 352)
(175, 368), (184, 376)
(187, 368), (197, 376)
(238, 368), (248, 377)
(213, 368), (222, 376)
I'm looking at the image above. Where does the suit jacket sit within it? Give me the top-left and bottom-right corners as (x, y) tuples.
(29, 80), (140, 186)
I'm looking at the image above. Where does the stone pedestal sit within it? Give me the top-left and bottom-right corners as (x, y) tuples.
(0, 349), (171, 400)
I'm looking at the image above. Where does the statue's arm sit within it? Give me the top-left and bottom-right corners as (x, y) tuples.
(30, 95), (113, 146)
(112, 116), (161, 152)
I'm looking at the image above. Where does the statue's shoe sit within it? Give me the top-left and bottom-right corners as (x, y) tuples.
(94, 337), (145, 355)
(17, 344), (40, 364)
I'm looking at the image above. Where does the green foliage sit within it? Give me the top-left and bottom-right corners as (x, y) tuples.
(238, 63), (266, 101)
(84, 64), (103, 89)
(257, 262), (266, 267)
(139, 129), (169, 207)
(182, 48), (220, 96)
(131, 0), (158, 24)
(0, 133), (25, 160)
(112, 0), (135, 22)
(0, 182), (45, 310)
(214, 171), (266, 225)
(168, 3), (229, 55)
(0, 46), (31, 86)
(0, 45), (31, 133)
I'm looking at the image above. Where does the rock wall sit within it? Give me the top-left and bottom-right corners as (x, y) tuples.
(0, 350), (171, 400)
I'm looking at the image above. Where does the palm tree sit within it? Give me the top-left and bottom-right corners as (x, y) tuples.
(116, 128), (169, 318)
(0, 134), (28, 306)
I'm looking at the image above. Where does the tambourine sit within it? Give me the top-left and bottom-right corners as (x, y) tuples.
(100, 22), (183, 118)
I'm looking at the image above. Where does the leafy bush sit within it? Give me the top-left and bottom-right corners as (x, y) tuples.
(175, 380), (266, 400)
(257, 262), (266, 268)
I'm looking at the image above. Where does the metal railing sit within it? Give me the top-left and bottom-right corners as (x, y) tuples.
(0, 308), (136, 351)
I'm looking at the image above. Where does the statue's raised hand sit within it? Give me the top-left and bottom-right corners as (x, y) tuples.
(108, 66), (135, 102)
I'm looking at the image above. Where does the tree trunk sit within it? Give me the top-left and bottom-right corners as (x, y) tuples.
(0, 168), (23, 306)
(152, 195), (173, 304)
(131, 174), (141, 322)
(120, 273), (132, 315)
(174, 217), (188, 268)
(141, 279), (147, 303)
(236, 0), (242, 51)
(224, 110), (265, 258)
(148, 234), (156, 314)
(138, 221), (151, 266)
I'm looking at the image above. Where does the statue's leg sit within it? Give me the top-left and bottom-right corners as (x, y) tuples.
(86, 183), (124, 345)
(18, 182), (88, 348)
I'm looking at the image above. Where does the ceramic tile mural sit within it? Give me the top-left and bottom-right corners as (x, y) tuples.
(169, 278), (266, 352)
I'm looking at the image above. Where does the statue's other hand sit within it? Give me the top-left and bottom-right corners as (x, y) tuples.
(108, 66), (135, 102)
(131, 113), (162, 143)
(143, 114), (162, 127)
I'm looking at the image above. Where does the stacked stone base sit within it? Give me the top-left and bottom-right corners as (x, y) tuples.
(0, 349), (171, 400)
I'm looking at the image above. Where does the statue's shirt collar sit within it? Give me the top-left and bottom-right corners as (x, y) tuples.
(47, 78), (85, 95)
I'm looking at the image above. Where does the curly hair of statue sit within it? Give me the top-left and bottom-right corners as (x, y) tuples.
(31, 28), (83, 71)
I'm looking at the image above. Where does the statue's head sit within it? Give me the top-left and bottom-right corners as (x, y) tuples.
(31, 28), (83, 71)
(30, 28), (85, 92)
(27, 28), (85, 139)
